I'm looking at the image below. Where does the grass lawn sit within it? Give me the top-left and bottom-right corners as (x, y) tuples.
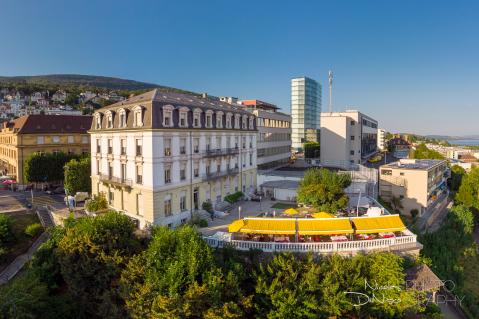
(0, 212), (43, 273)
(271, 203), (298, 209)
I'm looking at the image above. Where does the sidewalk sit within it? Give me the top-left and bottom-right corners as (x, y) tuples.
(200, 199), (279, 236)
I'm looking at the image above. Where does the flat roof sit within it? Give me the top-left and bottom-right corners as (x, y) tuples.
(382, 159), (445, 170)
(260, 180), (299, 190)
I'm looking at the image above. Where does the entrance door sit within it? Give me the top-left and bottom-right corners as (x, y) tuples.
(193, 188), (199, 210)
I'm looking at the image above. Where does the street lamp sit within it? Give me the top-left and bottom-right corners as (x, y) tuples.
(238, 205), (242, 220)
(259, 196), (262, 211)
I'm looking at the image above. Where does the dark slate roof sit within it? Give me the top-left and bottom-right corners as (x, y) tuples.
(104, 89), (251, 114)
(6, 114), (92, 134)
(405, 264), (443, 291)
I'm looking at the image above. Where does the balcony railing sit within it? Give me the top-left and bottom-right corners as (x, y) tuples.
(203, 235), (420, 254)
(202, 168), (239, 181)
(204, 148), (240, 157)
(99, 174), (133, 187)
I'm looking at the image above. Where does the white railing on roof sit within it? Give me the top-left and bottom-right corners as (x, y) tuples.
(203, 235), (418, 254)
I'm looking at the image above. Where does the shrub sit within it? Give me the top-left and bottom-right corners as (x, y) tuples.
(202, 201), (213, 213)
(85, 193), (108, 212)
(410, 209), (419, 218)
(188, 213), (209, 227)
(224, 191), (243, 204)
(25, 223), (43, 237)
(0, 214), (13, 244)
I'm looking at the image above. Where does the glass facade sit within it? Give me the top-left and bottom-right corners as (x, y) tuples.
(291, 77), (321, 150)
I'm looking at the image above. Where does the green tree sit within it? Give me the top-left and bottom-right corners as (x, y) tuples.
(56, 211), (141, 317)
(455, 166), (479, 212)
(24, 152), (80, 183)
(411, 143), (444, 160)
(0, 214), (13, 244)
(64, 157), (91, 194)
(120, 225), (250, 319)
(448, 165), (466, 193)
(303, 142), (320, 158)
(297, 168), (351, 213)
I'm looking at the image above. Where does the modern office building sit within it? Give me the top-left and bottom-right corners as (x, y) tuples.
(0, 114), (92, 183)
(291, 77), (321, 151)
(377, 128), (386, 151)
(320, 110), (378, 168)
(239, 99), (291, 169)
(90, 89), (257, 228)
(379, 159), (449, 217)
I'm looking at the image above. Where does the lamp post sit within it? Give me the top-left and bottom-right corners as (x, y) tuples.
(238, 205), (242, 220)
(259, 196), (262, 211)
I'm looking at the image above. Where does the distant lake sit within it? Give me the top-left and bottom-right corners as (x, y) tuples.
(448, 139), (479, 146)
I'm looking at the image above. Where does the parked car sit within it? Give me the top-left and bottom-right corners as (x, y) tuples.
(250, 194), (261, 202)
(47, 186), (65, 195)
(74, 192), (90, 202)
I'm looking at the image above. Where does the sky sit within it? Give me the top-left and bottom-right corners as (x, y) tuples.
(1, 0), (478, 136)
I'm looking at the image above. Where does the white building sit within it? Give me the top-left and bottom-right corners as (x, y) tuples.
(377, 128), (386, 151)
(320, 110), (378, 169)
(239, 100), (291, 170)
(291, 77), (321, 151)
(90, 89), (258, 228)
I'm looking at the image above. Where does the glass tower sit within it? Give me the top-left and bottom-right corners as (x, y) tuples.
(291, 76), (321, 151)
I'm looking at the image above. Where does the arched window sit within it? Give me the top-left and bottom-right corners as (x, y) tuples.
(94, 113), (102, 129)
(118, 108), (127, 128)
(216, 111), (223, 128)
(133, 106), (144, 127)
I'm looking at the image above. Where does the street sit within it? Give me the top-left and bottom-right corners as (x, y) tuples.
(0, 189), (67, 213)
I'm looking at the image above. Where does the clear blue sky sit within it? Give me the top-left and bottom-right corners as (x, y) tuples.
(1, 0), (478, 136)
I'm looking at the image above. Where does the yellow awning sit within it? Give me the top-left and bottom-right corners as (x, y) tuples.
(312, 212), (335, 219)
(284, 208), (299, 215)
(352, 215), (406, 234)
(228, 220), (245, 233)
(297, 218), (353, 235)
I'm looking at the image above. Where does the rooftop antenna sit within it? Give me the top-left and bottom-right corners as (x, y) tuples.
(328, 70), (333, 113)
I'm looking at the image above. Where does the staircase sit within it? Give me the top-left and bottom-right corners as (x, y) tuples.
(36, 206), (55, 228)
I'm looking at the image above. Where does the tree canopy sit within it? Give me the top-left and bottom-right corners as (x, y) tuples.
(304, 142), (320, 159)
(24, 152), (83, 183)
(297, 168), (352, 213)
(64, 157), (91, 194)
(411, 143), (445, 160)
(455, 166), (479, 212)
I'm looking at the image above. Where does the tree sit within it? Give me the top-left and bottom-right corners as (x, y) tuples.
(455, 166), (479, 212)
(411, 143), (444, 160)
(448, 165), (466, 193)
(56, 211), (141, 317)
(304, 142), (320, 158)
(120, 225), (251, 319)
(64, 157), (91, 194)
(24, 152), (80, 183)
(297, 168), (351, 213)
(390, 196), (403, 212)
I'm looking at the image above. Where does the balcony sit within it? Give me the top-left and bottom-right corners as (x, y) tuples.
(202, 167), (239, 181)
(99, 174), (132, 189)
(204, 148), (240, 158)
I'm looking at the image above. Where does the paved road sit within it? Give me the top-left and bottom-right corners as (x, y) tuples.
(0, 190), (67, 212)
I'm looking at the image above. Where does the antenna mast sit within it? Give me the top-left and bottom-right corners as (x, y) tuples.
(328, 70), (333, 112)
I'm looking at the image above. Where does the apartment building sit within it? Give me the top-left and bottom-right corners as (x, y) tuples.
(320, 110), (378, 168)
(239, 100), (291, 169)
(379, 159), (449, 216)
(90, 89), (257, 228)
(0, 115), (92, 183)
(291, 77), (321, 151)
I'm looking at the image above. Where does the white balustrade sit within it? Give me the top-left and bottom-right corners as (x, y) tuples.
(203, 235), (418, 254)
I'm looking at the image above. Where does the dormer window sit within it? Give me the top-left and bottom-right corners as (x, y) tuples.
(179, 107), (189, 127)
(242, 115), (247, 129)
(133, 106), (143, 127)
(118, 109), (127, 127)
(162, 105), (174, 127)
(106, 111), (113, 128)
(216, 111), (223, 128)
(193, 108), (202, 128)
(95, 113), (102, 129)
(234, 114), (240, 129)
(205, 110), (213, 128)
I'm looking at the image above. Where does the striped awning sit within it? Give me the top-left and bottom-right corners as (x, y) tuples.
(229, 218), (296, 235)
(352, 215), (406, 234)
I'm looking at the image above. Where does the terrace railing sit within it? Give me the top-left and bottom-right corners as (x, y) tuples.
(203, 235), (419, 254)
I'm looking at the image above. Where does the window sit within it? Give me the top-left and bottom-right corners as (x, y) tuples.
(108, 139), (113, 154)
(164, 168), (171, 184)
(119, 110), (127, 127)
(180, 167), (186, 180)
(249, 117), (254, 129)
(242, 116), (247, 129)
(107, 113), (113, 128)
(37, 136), (44, 145)
(108, 163), (113, 178)
(68, 136), (74, 144)
(242, 137), (246, 149)
(121, 163), (126, 181)
(164, 138), (171, 156)
(121, 139), (126, 155)
(163, 109), (173, 127)
(180, 193), (187, 211)
(350, 120), (355, 126)
(134, 107), (143, 127)
(249, 137), (252, 148)
(381, 169), (392, 175)
(193, 110), (201, 128)
(216, 137), (221, 150)
(136, 139), (142, 156)
(108, 189), (114, 204)
(96, 139), (101, 153)
(179, 111), (187, 127)
(136, 165), (143, 184)
(249, 153), (253, 166)
(206, 137), (211, 151)
(226, 114), (231, 128)
(216, 164), (221, 173)
(216, 112), (223, 128)
(96, 159), (100, 175)
(235, 137), (238, 149)
(194, 163), (199, 177)
(234, 115), (240, 128)
(164, 197), (172, 217)
(81, 136), (88, 144)
(180, 138), (186, 154)
(206, 163), (210, 175)
(53, 150), (61, 155)
(400, 172), (405, 176)
(136, 194), (144, 216)
(350, 150), (354, 155)
(193, 138), (199, 153)
(350, 135), (355, 141)
(205, 113), (212, 128)
(52, 136), (60, 143)
(95, 114), (101, 129)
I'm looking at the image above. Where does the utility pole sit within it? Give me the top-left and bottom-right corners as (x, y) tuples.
(328, 70), (333, 113)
